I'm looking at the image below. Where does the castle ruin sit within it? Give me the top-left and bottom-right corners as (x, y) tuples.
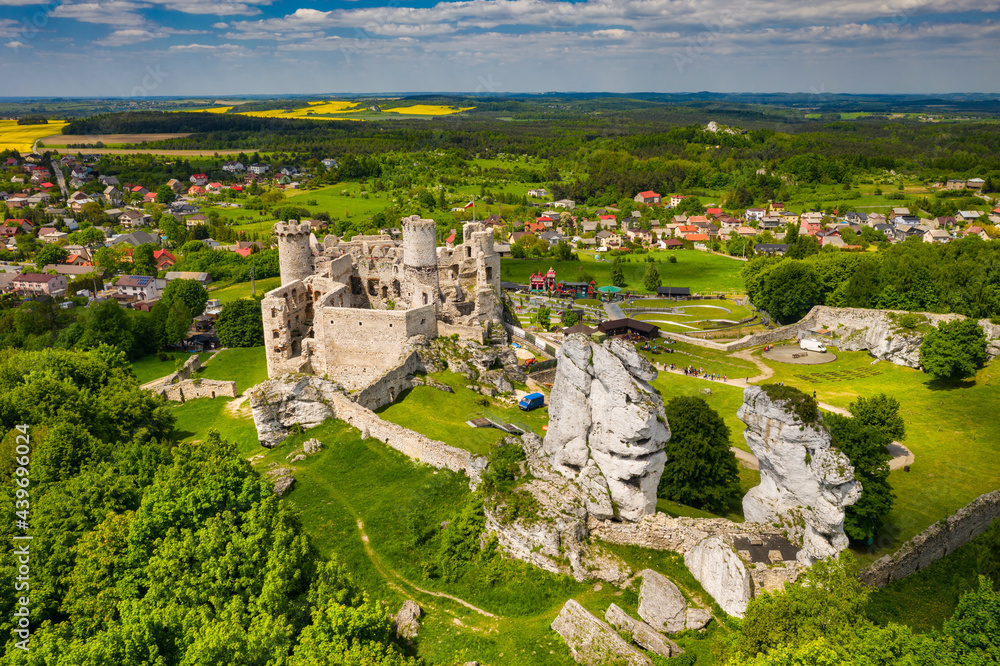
(263, 215), (502, 388)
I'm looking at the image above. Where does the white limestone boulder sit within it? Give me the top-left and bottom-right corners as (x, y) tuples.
(551, 600), (652, 666)
(684, 536), (753, 618)
(739, 386), (861, 563)
(637, 569), (688, 634)
(248, 375), (343, 448)
(605, 603), (682, 658)
(542, 336), (669, 522)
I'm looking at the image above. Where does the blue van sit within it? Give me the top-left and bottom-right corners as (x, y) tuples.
(518, 392), (545, 411)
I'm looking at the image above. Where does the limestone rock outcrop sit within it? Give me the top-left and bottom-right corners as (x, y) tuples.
(249, 375), (343, 448)
(683, 537), (752, 618)
(834, 318), (923, 368)
(265, 467), (295, 496)
(394, 600), (422, 641)
(637, 569), (688, 634)
(739, 386), (861, 563)
(605, 603), (682, 658)
(483, 435), (630, 584)
(542, 335), (670, 522)
(551, 600), (653, 666)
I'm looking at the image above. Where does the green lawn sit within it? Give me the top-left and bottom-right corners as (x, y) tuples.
(131, 351), (211, 385)
(637, 340), (759, 383)
(208, 277), (281, 302)
(284, 181), (396, 220)
(252, 419), (645, 666)
(193, 346), (268, 393)
(501, 251), (746, 296)
(756, 345), (1000, 556)
(375, 371), (549, 456)
(169, 397), (260, 455)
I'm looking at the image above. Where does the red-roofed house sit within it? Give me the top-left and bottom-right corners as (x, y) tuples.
(634, 191), (661, 205)
(706, 207), (722, 217)
(190, 174), (209, 186)
(524, 221), (547, 233)
(154, 249), (177, 270)
(685, 233), (710, 242)
(669, 194), (687, 207)
(800, 220), (822, 236)
(131, 185), (149, 195)
(676, 225), (698, 235)
(188, 185), (206, 196)
(445, 232), (456, 245)
(235, 247), (253, 258)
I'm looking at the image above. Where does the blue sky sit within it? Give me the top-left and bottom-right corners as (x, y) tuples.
(0, 0), (998, 96)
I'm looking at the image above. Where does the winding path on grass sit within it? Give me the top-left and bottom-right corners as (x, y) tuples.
(354, 519), (500, 619)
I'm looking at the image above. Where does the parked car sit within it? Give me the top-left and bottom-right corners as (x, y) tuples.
(518, 392), (545, 411)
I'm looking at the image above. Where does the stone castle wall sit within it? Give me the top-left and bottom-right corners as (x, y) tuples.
(437, 321), (487, 343)
(156, 378), (238, 402)
(330, 393), (487, 485)
(860, 489), (1000, 588)
(352, 351), (423, 411)
(162, 353), (202, 385)
(312, 304), (437, 389)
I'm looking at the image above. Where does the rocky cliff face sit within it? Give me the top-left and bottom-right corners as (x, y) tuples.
(248, 375), (344, 448)
(738, 386), (861, 564)
(541, 335), (670, 522)
(834, 317), (923, 368)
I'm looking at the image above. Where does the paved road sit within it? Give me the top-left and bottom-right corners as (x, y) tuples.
(604, 302), (625, 320)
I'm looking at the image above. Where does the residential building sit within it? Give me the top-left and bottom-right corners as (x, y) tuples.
(116, 275), (166, 301)
(634, 191), (661, 205)
(222, 161), (245, 173)
(527, 188), (548, 198)
(154, 249), (177, 270)
(164, 271), (212, 285)
(923, 229), (951, 244)
(248, 163), (270, 175)
(669, 194), (687, 207)
(744, 208), (765, 222)
(10, 273), (67, 297)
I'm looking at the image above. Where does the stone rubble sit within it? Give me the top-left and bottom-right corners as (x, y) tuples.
(739, 386), (861, 563)
(265, 467), (295, 496)
(551, 600), (653, 666)
(302, 438), (323, 454)
(605, 603), (682, 658)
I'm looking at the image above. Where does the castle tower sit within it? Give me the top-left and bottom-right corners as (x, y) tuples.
(401, 215), (440, 308)
(275, 221), (313, 286)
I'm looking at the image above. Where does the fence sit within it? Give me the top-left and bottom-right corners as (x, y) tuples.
(506, 323), (559, 357)
(470, 409), (532, 435)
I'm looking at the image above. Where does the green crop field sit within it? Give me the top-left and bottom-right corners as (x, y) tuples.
(501, 251), (745, 295)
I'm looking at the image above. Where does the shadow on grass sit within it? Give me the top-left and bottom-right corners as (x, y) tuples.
(924, 377), (976, 391)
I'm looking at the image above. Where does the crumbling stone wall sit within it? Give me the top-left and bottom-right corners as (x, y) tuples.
(352, 351), (423, 411)
(861, 489), (1000, 588)
(330, 394), (487, 485)
(437, 321), (487, 343)
(156, 379), (237, 402)
(162, 354), (201, 385)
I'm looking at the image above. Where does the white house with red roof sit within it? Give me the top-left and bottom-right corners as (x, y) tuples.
(190, 174), (209, 186)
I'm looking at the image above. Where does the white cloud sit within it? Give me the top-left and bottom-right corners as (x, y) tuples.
(5, 40), (29, 48)
(95, 28), (167, 46)
(212, 22), (229, 28)
(51, 1), (149, 27)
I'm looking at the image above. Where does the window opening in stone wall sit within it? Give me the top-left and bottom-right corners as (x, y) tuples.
(486, 266), (493, 280)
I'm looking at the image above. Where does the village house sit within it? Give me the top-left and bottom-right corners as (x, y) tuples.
(669, 194), (687, 207)
(116, 275), (166, 301)
(248, 163), (270, 175)
(967, 178), (985, 190)
(956, 210), (985, 223)
(154, 249), (177, 270)
(552, 199), (576, 210)
(634, 191), (661, 205)
(222, 161), (245, 173)
(190, 173), (209, 186)
(185, 214), (209, 228)
(166, 178), (185, 194)
(945, 179), (966, 190)
(10, 273), (67, 297)
(964, 226), (990, 241)
(596, 229), (621, 248)
(164, 271), (212, 285)
(120, 210), (148, 228)
(923, 229), (951, 244)
(527, 188), (548, 198)
(745, 208), (765, 222)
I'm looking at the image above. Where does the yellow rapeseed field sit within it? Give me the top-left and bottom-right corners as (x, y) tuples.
(382, 105), (475, 115)
(0, 120), (70, 152)
(235, 101), (365, 120)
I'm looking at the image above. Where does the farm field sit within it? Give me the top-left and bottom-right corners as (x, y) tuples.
(39, 132), (191, 146)
(283, 181), (396, 221)
(382, 104), (475, 115)
(501, 251), (746, 295)
(0, 119), (69, 151)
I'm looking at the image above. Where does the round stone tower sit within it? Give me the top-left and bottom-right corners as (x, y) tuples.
(401, 215), (440, 307)
(275, 221), (313, 286)
(402, 215), (438, 269)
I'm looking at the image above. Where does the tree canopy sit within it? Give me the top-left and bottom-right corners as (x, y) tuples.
(919, 319), (989, 381)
